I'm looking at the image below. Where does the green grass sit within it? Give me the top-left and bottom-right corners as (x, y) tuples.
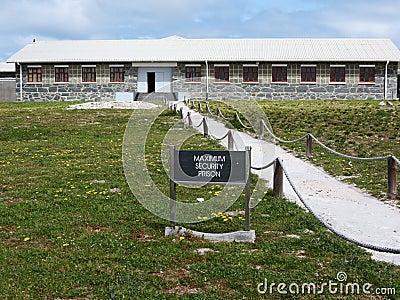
(0, 102), (399, 299)
(200, 100), (400, 203)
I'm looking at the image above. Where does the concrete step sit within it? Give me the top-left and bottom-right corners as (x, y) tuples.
(135, 92), (177, 102)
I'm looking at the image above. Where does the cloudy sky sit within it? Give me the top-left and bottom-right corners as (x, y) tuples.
(1, 0), (400, 61)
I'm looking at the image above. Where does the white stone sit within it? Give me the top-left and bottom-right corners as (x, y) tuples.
(165, 226), (256, 243)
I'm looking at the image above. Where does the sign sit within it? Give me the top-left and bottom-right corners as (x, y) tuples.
(172, 149), (248, 185)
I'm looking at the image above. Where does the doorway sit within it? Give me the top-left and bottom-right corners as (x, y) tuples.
(147, 72), (155, 93)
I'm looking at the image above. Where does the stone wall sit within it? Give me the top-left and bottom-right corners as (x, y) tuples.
(16, 62), (398, 101)
(17, 63), (137, 101)
(173, 62), (398, 100)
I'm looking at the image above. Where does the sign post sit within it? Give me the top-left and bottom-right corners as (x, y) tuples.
(244, 146), (251, 231)
(169, 145), (177, 225)
(169, 145), (252, 230)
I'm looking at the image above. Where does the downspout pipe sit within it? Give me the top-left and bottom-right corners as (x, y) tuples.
(17, 62), (22, 101)
(205, 60), (209, 100)
(385, 60), (389, 100)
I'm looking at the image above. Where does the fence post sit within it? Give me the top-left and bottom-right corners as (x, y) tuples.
(244, 146), (252, 231)
(228, 130), (234, 150)
(198, 102), (201, 112)
(217, 108), (221, 118)
(273, 159), (284, 198)
(306, 134), (313, 158)
(205, 103), (210, 114)
(387, 156), (398, 199)
(203, 117), (208, 137)
(173, 104), (177, 112)
(179, 108), (183, 119)
(187, 112), (192, 127)
(259, 119), (265, 139)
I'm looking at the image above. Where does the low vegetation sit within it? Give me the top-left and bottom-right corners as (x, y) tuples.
(0, 101), (398, 299)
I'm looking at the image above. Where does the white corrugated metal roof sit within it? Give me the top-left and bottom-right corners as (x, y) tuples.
(0, 61), (16, 72)
(7, 36), (400, 63)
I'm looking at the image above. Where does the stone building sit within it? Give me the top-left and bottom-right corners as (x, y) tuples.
(6, 36), (400, 101)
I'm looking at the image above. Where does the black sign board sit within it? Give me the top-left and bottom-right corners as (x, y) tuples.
(172, 149), (247, 185)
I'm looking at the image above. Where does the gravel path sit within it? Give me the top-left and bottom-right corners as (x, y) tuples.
(175, 101), (400, 265)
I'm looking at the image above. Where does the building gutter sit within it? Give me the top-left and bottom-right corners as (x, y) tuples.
(384, 60), (389, 100)
(17, 62), (22, 101)
(205, 60), (209, 100)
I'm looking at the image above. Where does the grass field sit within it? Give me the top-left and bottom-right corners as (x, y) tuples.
(0, 101), (399, 299)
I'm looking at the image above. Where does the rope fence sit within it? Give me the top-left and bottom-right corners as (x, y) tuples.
(278, 157), (400, 254)
(170, 100), (400, 253)
(181, 99), (398, 199)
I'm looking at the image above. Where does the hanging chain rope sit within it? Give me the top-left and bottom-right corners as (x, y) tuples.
(250, 160), (276, 171)
(216, 108), (230, 120)
(208, 129), (230, 141)
(279, 158), (400, 254)
(260, 119), (308, 143)
(308, 134), (391, 161)
(235, 113), (252, 129)
(191, 118), (204, 128)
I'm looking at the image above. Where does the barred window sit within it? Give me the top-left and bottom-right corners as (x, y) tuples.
(330, 67), (345, 83)
(215, 66), (229, 82)
(28, 67), (42, 83)
(110, 66), (124, 82)
(185, 66), (201, 82)
(301, 67), (316, 82)
(272, 66), (287, 82)
(82, 66), (96, 83)
(359, 67), (375, 83)
(55, 67), (69, 83)
(243, 66), (258, 82)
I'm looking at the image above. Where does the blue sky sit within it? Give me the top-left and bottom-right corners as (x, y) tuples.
(1, 0), (400, 61)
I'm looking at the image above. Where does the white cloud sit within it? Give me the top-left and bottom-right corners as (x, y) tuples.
(1, 0), (400, 60)
(318, 0), (400, 42)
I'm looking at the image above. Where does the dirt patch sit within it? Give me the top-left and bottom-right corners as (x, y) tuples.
(4, 237), (20, 246)
(151, 267), (190, 282)
(80, 225), (108, 233)
(2, 198), (25, 205)
(165, 286), (200, 296)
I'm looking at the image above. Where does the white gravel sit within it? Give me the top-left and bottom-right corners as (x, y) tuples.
(66, 101), (159, 110)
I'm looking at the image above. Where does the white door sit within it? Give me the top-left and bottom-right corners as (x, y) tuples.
(137, 67), (172, 93)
